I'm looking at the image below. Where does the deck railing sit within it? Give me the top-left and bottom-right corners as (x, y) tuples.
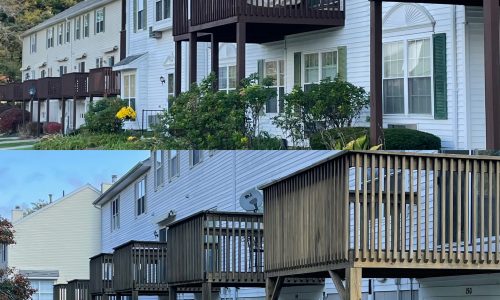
(0, 85), (6, 101)
(22, 80), (38, 101)
(53, 284), (67, 300)
(263, 151), (500, 277)
(113, 241), (168, 293)
(4, 83), (22, 101)
(89, 67), (120, 97)
(66, 280), (90, 300)
(174, 0), (345, 36)
(62, 73), (89, 98)
(37, 77), (62, 99)
(167, 212), (265, 286)
(89, 253), (114, 296)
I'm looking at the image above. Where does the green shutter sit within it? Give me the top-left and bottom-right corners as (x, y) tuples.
(143, 0), (147, 30)
(294, 52), (302, 88)
(133, 0), (138, 32)
(433, 33), (448, 120)
(337, 46), (347, 80)
(257, 59), (264, 84)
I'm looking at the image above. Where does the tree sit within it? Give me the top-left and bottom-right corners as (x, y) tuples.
(0, 218), (36, 300)
(24, 199), (51, 216)
(240, 74), (276, 137)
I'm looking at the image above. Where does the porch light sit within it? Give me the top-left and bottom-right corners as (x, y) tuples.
(29, 86), (36, 97)
(160, 76), (166, 85)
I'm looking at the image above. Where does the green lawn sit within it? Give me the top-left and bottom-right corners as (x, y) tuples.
(0, 141), (37, 149)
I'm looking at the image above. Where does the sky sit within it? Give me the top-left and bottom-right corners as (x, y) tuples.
(0, 151), (150, 219)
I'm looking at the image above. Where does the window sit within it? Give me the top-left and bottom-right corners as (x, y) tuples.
(264, 60), (285, 114)
(111, 198), (120, 231)
(168, 150), (180, 179)
(156, 0), (171, 21)
(30, 34), (37, 53)
(75, 17), (81, 40)
(59, 66), (67, 75)
(123, 73), (137, 109)
(1, 244), (6, 262)
(154, 150), (164, 188)
(137, 0), (145, 30)
(48, 68), (52, 77)
(383, 38), (432, 115)
(46, 28), (54, 48)
(95, 9), (105, 34)
(190, 150), (203, 167)
(135, 177), (146, 216)
(219, 66), (237, 93)
(30, 280), (55, 300)
(108, 56), (115, 67)
(65, 21), (71, 43)
(84, 14), (90, 37)
(78, 62), (86, 73)
(41, 70), (46, 78)
(167, 73), (174, 107)
(57, 23), (63, 45)
(303, 50), (338, 91)
(31, 70), (36, 80)
(96, 57), (104, 68)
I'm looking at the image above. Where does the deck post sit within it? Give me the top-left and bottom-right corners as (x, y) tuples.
(236, 22), (246, 86)
(30, 100), (34, 126)
(37, 99), (41, 137)
(202, 282), (213, 300)
(102, 295), (109, 300)
(265, 276), (284, 300)
(189, 32), (198, 86)
(61, 99), (66, 134)
(369, 0), (383, 146)
(346, 267), (362, 300)
(175, 41), (182, 96)
(328, 270), (346, 300)
(483, 0), (500, 149)
(22, 101), (26, 125)
(169, 287), (177, 300)
(131, 291), (139, 300)
(46, 99), (50, 124)
(72, 98), (77, 131)
(211, 34), (220, 91)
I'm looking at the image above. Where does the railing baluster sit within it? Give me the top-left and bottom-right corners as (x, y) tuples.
(456, 159), (463, 263)
(425, 157), (430, 262)
(409, 157), (415, 262)
(362, 154), (368, 261)
(370, 155), (376, 261)
(448, 159), (454, 263)
(489, 161), (494, 263)
(401, 156), (407, 261)
(480, 161), (485, 263)
(496, 161), (500, 263)
(385, 155), (391, 262)
(473, 160), (478, 263)
(393, 156), (399, 262)
(440, 158), (446, 263)
(354, 153), (360, 260)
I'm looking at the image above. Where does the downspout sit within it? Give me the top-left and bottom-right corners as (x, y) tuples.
(120, 0), (127, 60)
(452, 5), (459, 149)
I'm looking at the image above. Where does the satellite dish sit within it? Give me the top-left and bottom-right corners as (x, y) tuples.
(240, 188), (263, 213)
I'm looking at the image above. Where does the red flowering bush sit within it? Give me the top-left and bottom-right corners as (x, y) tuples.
(43, 122), (62, 134)
(0, 218), (15, 245)
(0, 108), (30, 134)
(0, 104), (13, 115)
(0, 268), (37, 300)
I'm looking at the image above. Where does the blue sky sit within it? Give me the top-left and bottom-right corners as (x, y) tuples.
(0, 151), (150, 219)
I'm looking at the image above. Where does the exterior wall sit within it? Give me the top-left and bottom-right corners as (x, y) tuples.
(8, 185), (102, 284)
(419, 273), (500, 299)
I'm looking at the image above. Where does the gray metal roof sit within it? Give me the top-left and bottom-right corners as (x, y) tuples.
(19, 270), (59, 278)
(22, 0), (118, 37)
(113, 54), (147, 68)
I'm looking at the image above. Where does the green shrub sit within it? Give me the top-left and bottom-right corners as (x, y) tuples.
(84, 98), (128, 133)
(310, 127), (441, 150)
(250, 132), (286, 150)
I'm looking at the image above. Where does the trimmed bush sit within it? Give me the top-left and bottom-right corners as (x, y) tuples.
(310, 127), (441, 150)
(0, 104), (13, 115)
(84, 98), (128, 133)
(43, 122), (62, 134)
(0, 107), (30, 134)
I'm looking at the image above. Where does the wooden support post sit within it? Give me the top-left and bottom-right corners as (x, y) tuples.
(202, 282), (213, 300)
(370, 0), (383, 146)
(131, 291), (139, 300)
(189, 32), (198, 86)
(484, 0), (500, 149)
(102, 295), (109, 300)
(236, 22), (247, 86)
(22, 101), (26, 125)
(329, 270), (346, 300)
(61, 99), (66, 134)
(30, 100), (34, 124)
(211, 34), (220, 91)
(169, 287), (177, 300)
(46, 99), (50, 123)
(115, 294), (121, 300)
(346, 267), (362, 300)
(72, 98), (77, 131)
(266, 276), (284, 300)
(175, 41), (182, 96)
(37, 99), (41, 137)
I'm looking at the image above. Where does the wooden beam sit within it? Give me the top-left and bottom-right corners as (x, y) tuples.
(236, 22), (247, 86)
(266, 276), (285, 300)
(346, 267), (362, 300)
(370, 0), (383, 146)
(61, 99), (66, 134)
(211, 34), (220, 91)
(131, 291), (139, 300)
(484, 0), (500, 149)
(328, 270), (346, 300)
(46, 99), (50, 124)
(189, 32), (198, 86)
(175, 41), (182, 96)
(202, 282), (213, 300)
(37, 99), (41, 137)
(72, 98), (77, 131)
(169, 287), (177, 300)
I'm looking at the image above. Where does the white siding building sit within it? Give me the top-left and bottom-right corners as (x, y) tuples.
(7, 185), (102, 300)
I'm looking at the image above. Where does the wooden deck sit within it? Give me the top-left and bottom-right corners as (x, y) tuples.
(89, 67), (120, 98)
(112, 241), (168, 295)
(53, 284), (67, 300)
(66, 280), (90, 300)
(89, 253), (114, 297)
(262, 151), (500, 299)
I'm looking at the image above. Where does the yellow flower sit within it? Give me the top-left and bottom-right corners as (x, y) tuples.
(127, 136), (138, 142)
(116, 106), (137, 120)
(240, 137), (249, 144)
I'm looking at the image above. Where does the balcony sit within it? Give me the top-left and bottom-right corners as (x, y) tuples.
(62, 73), (89, 98)
(167, 211), (323, 291)
(37, 77), (62, 100)
(89, 253), (114, 297)
(4, 83), (22, 101)
(22, 80), (38, 101)
(89, 67), (120, 97)
(53, 284), (67, 300)
(262, 151), (500, 295)
(66, 280), (90, 300)
(173, 0), (345, 43)
(112, 241), (168, 294)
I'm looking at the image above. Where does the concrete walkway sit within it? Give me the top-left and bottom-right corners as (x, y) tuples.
(0, 136), (38, 150)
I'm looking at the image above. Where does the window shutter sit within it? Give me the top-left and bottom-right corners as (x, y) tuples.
(257, 59), (264, 84)
(133, 0), (138, 33)
(294, 52), (302, 87)
(103, 7), (106, 32)
(337, 46), (347, 80)
(143, 0), (147, 30)
(433, 33), (448, 120)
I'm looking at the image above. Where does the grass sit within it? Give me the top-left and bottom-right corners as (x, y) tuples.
(0, 141), (37, 149)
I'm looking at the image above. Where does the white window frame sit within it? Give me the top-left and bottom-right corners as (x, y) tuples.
(137, 0), (145, 30)
(122, 72), (137, 110)
(95, 8), (105, 34)
(263, 59), (285, 114)
(135, 177), (147, 216)
(154, 150), (164, 189)
(382, 34), (434, 117)
(302, 49), (339, 90)
(219, 65), (237, 93)
(96, 57), (104, 68)
(65, 21), (71, 43)
(75, 17), (81, 40)
(167, 72), (174, 106)
(1, 243), (6, 262)
(30, 34), (37, 53)
(111, 197), (120, 231)
(57, 23), (64, 45)
(168, 150), (180, 180)
(156, 0), (172, 21)
(190, 150), (203, 168)
(47, 28), (54, 48)
(84, 14), (90, 37)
